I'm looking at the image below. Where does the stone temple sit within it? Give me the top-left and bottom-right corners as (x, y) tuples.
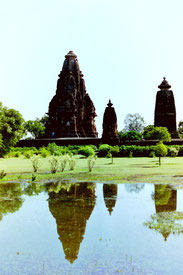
(45, 51), (98, 138)
(102, 100), (119, 144)
(154, 77), (178, 138)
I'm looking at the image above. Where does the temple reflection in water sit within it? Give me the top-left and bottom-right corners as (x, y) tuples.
(144, 184), (179, 241)
(103, 184), (118, 215)
(47, 182), (96, 264)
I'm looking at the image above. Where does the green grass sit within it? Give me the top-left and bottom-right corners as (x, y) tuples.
(1, 155), (183, 184)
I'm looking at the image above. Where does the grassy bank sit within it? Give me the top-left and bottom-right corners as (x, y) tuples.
(1, 156), (183, 184)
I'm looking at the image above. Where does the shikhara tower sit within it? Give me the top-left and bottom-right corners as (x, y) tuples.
(45, 51), (98, 138)
(154, 77), (178, 138)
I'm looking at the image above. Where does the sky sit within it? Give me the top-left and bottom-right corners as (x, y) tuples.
(1, 0), (183, 136)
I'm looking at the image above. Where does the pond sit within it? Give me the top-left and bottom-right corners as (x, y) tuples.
(0, 181), (183, 274)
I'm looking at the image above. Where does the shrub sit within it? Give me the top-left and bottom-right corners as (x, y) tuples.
(149, 151), (156, 158)
(47, 143), (59, 155)
(129, 151), (133, 158)
(68, 156), (76, 171)
(120, 131), (142, 141)
(78, 146), (95, 157)
(88, 155), (97, 172)
(23, 150), (34, 159)
(40, 148), (50, 158)
(31, 157), (41, 172)
(14, 151), (21, 158)
(49, 157), (59, 174)
(60, 155), (68, 172)
(98, 144), (112, 157)
(168, 147), (179, 157)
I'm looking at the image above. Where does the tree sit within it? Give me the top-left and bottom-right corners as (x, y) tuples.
(124, 113), (145, 132)
(143, 125), (171, 142)
(119, 131), (142, 141)
(155, 142), (168, 166)
(24, 118), (45, 139)
(0, 102), (24, 156)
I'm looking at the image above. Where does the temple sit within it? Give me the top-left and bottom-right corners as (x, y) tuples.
(102, 100), (119, 144)
(154, 77), (178, 138)
(45, 51), (98, 138)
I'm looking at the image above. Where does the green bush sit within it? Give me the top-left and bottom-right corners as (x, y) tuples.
(49, 157), (59, 174)
(60, 155), (68, 172)
(149, 151), (155, 158)
(88, 155), (97, 172)
(78, 146), (95, 157)
(98, 144), (112, 157)
(68, 156), (76, 171)
(31, 157), (41, 172)
(23, 150), (34, 159)
(47, 143), (59, 155)
(120, 131), (142, 141)
(40, 148), (50, 158)
(168, 147), (179, 157)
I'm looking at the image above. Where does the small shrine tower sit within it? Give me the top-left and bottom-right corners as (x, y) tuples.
(154, 77), (178, 138)
(102, 100), (119, 144)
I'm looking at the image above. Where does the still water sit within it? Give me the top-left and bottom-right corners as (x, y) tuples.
(0, 181), (183, 274)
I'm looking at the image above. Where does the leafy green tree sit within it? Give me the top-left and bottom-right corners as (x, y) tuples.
(120, 131), (142, 141)
(0, 102), (24, 156)
(24, 118), (45, 139)
(124, 113), (145, 132)
(155, 142), (168, 166)
(143, 125), (171, 142)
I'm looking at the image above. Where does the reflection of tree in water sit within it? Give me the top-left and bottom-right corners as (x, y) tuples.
(144, 184), (183, 241)
(0, 183), (24, 221)
(103, 184), (117, 215)
(24, 182), (46, 196)
(124, 183), (145, 193)
(47, 181), (96, 264)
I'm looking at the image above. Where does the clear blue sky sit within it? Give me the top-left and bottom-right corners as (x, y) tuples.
(1, 0), (183, 136)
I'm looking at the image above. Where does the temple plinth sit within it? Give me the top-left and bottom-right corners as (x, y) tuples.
(102, 100), (119, 144)
(154, 77), (178, 138)
(45, 51), (98, 138)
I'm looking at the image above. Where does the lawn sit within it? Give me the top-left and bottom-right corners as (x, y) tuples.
(1, 155), (183, 184)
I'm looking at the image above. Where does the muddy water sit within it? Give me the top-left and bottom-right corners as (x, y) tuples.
(0, 181), (183, 274)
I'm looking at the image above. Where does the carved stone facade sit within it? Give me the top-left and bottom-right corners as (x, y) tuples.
(102, 100), (119, 144)
(45, 51), (98, 138)
(154, 77), (178, 138)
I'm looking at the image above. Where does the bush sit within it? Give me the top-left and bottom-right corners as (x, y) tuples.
(49, 157), (59, 174)
(31, 157), (41, 172)
(23, 150), (34, 159)
(168, 147), (179, 157)
(60, 155), (68, 172)
(129, 151), (133, 158)
(78, 146), (95, 157)
(98, 144), (112, 157)
(47, 143), (59, 155)
(68, 156), (76, 171)
(120, 131), (142, 141)
(88, 155), (97, 172)
(149, 151), (155, 158)
(40, 148), (50, 158)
